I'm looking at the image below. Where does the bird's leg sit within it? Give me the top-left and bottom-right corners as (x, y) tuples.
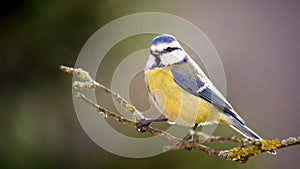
(178, 123), (198, 151)
(185, 123), (199, 141)
(136, 117), (168, 132)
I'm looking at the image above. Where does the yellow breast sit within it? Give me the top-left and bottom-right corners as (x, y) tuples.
(145, 67), (227, 126)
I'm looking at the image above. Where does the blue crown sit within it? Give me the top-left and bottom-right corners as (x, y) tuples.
(151, 34), (176, 45)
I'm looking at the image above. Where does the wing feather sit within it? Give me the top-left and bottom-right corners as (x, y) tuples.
(171, 68), (245, 124)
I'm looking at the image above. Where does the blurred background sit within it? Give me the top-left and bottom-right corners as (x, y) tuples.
(1, 0), (300, 169)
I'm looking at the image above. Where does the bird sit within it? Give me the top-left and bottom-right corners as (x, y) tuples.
(144, 34), (275, 154)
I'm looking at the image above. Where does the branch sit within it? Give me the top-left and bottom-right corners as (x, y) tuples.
(59, 65), (300, 163)
(59, 65), (144, 121)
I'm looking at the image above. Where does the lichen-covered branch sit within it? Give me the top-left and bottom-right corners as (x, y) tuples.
(59, 65), (300, 163)
(59, 65), (144, 121)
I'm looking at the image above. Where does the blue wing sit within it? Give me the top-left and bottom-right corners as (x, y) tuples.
(171, 69), (245, 124)
(171, 68), (267, 141)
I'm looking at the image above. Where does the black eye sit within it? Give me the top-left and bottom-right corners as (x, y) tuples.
(166, 47), (172, 52)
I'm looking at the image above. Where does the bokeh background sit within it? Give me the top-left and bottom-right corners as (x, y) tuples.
(1, 0), (300, 169)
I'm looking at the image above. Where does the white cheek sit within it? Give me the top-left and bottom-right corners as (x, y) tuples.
(161, 51), (186, 66)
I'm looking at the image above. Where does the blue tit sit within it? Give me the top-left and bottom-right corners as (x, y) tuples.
(144, 34), (267, 142)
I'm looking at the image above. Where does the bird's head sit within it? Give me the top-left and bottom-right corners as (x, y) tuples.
(145, 34), (189, 69)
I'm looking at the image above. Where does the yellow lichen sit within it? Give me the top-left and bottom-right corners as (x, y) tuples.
(230, 147), (249, 161)
(230, 146), (261, 162)
(260, 139), (281, 151)
(230, 139), (281, 162)
(125, 104), (134, 111)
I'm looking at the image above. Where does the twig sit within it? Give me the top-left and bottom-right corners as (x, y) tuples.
(59, 65), (300, 163)
(59, 65), (144, 121)
(75, 92), (136, 126)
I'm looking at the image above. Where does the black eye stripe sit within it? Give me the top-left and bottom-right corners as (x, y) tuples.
(162, 47), (182, 53)
(166, 47), (172, 52)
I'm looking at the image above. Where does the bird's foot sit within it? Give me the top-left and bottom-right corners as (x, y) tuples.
(183, 123), (199, 151)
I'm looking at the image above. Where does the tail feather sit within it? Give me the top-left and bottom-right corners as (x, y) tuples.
(229, 117), (262, 140)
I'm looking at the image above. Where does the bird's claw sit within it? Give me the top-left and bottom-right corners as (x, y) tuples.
(184, 136), (194, 151)
(136, 118), (153, 132)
